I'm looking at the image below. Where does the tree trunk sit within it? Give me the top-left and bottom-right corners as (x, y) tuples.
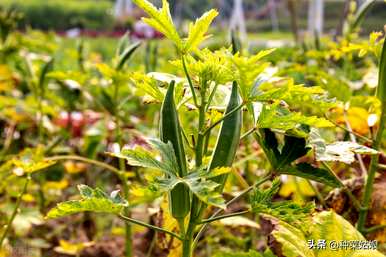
(308, 0), (324, 37)
(230, 0), (247, 43)
(287, 0), (299, 44)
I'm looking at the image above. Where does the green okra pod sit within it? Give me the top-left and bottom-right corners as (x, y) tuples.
(208, 81), (242, 192)
(160, 80), (190, 220)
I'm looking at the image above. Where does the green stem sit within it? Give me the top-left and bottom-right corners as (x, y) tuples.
(364, 224), (386, 234)
(118, 215), (182, 240)
(113, 80), (132, 257)
(182, 82), (210, 257)
(324, 114), (372, 143)
(200, 210), (249, 224)
(0, 123), (15, 162)
(145, 232), (157, 257)
(193, 174), (271, 248)
(321, 162), (362, 211)
(305, 180), (327, 208)
(45, 155), (121, 177)
(202, 103), (245, 136)
(182, 220), (195, 257)
(182, 55), (198, 107)
(205, 83), (219, 112)
(195, 87), (207, 167)
(357, 105), (386, 233)
(0, 175), (31, 247)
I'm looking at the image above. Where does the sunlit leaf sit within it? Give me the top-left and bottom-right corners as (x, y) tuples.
(230, 49), (275, 101)
(108, 139), (179, 177)
(257, 103), (334, 133)
(54, 240), (94, 256)
(278, 163), (343, 188)
(131, 72), (164, 103)
(250, 178), (314, 230)
(309, 129), (378, 164)
(132, 0), (183, 50)
(184, 9), (218, 52)
(46, 185), (128, 219)
(270, 211), (385, 257)
(0, 146), (56, 176)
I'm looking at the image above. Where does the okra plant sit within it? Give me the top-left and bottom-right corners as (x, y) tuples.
(45, 1), (386, 257)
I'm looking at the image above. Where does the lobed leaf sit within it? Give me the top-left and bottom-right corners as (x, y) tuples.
(251, 178), (314, 230)
(257, 104), (334, 133)
(229, 49), (275, 101)
(0, 146), (56, 176)
(309, 129), (378, 164)
(46, 185), (128, 219)
(184, 9), (218, 52)
(132, 0), (182, 50)
(271, 211), (385, 257)
(278, 163), (343, 188)
(108, 138), (179, 177)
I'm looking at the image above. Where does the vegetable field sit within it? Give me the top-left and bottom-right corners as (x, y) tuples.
(0, 0), (386, 257)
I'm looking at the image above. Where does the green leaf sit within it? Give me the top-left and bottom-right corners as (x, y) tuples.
(39, 58), (54, 90)
(132, 0), (183, 50)
(256, 129), (280, 166)
(377, 35), (386, 102)
(309, 129), (378, 164)
(253, 82), (323, 102)
(47, 70), (87, 85)
(131, 72), (164, 103)
(184, 9), (218, 52)
(251, 178), (315, 230)
(271, 211), (385, 257)
(149, 167), (228, 209)
(116, 41), (141, 71)
(277, 135), (310, 168)
(1, 146), (56, 176)
(253, 79), (336, 111)
(108, 138), (179, 177)
(185, 176), (225, 208)
(99, 88), (116, 114)
(278, 163), (343, 188)
(257, 103), (334, 132)
(46, 185), (128, 219)
(230, 49), (275, 101)
(171, 48), (233, 85)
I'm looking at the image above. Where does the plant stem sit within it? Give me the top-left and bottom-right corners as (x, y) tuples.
(357, 104), (386, 233)
(324, 114), (372, 143)
(321, 162), (362, 211)
(0, 175), (31, 247)
(112, 78), (133, 257)
(45, 155), (121, 177)
(240, 127), (257, 141)
(118, 215), (182, 240)
(182, 220), (195, 257)
(202, 103), (245, 136)
(364, 224), (386, 234)
(182, 55), (198, 107)
(343, 109), (368, 177)
(305, 180), (327, 208)
(0, 123), (15, 162)
(193, 174), (271, 248)
(195, 85), (207, 167)
(182, 81), (210, 257)
(205, 83), (219, 112)
(200, 210), (249, 224)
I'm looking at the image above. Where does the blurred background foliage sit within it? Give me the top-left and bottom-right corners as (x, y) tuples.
(0, 0), (385, 33)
